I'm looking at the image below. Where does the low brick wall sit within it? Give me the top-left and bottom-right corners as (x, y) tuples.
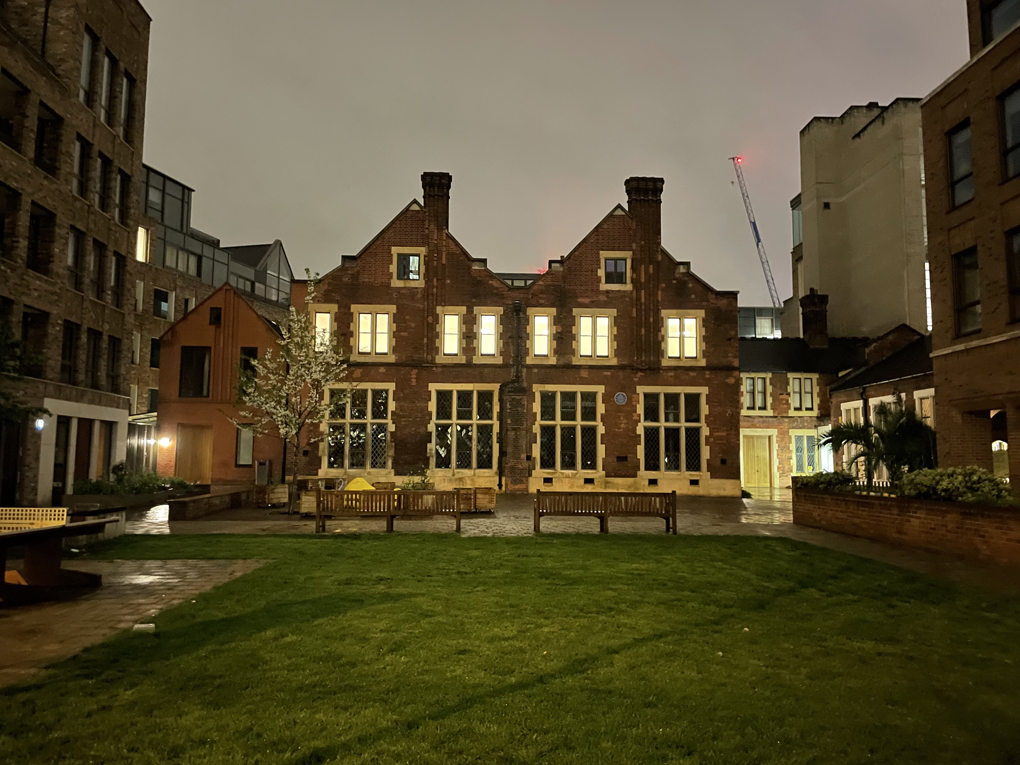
(793, 489), (1020, 565)
(168, 488), (254, 521)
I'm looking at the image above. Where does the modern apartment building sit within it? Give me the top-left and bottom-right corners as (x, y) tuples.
(255, 172), (742, 496)
(921, 0), (1020, 493)
(0, 0), (150, 505)
(784, 99), (929, 340)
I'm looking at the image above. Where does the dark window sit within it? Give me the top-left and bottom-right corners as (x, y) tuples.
(948, 123), (975, 208)
(27, 203), (54, 276)
(99, 51), (115, 125)
(60, 321), (79, 385)
(153, 288), (169, 319)
(396, 253), (420, 280)
(1008, 229), (1020, 322)
(114, 171), (129, 225)
(88, 240), (106, 301)
(84, 328), (102, 389)
(1003, 86), (1020, 181)
(235, 426), (254, 467)
(106, 336), (121, 393)
(96, 154), (111, 212)
(953, 248), (982, 336)
(0, 70), (29, 153)
(179, 346), (211, 398)
(147, 388), (158, 413)
(66, 228), (83, 291)
(604, 257), (628, 285)
(118, 72), (135, 143)
(110, 253), (125, 309)
(79, 28), (97, 106)
(149, 337), (160, 368)
(240, 347), (257, 376)
(72, 135), (90, 197)
(209, 306), (222, 326)
(984, 0), (1020, 46)
(20, 307), (48, 378)
(33, 102), (61, 177)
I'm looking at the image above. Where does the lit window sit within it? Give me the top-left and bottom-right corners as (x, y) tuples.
(533, 315), (550, 357)
(443, 314), (460, 356)
(666, 317), (700, 360)
(479, 314), (497, 356)
(682, 318), (698, 359)
(135, 227), (149, 263)
(314, 312), (331, 352)
(792, 433), (818, 475)
(375, 314), (389, 354)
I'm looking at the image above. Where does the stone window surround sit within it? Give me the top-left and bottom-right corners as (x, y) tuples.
(310, 302), (337, 352)
(635, 386), (710, 478)
(913, 388), (936, 429)
(436, 306), (467, 364)
(530, 384), (606, 477)
(571, 308), (618, 366)
(661, 309), (706, 367)
(349, 304), (396, 363)
(390, 247), (426, 288)
(472, 307), (504, 364)
(790, 428), (820, 477)
(320, 382), (397, 477)
(427, 382), (501, 478)
(741, 373), (774, 417)
(788, 373), (820, 416)
(527, 307), (558, 365)
(599, 251), (633, 291)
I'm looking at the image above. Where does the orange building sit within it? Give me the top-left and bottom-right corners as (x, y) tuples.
(156, 284), (286, 485)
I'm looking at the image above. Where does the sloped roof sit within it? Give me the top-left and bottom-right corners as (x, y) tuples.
(225, 243), (274, 268)
(740, 337), (869, 374)
(829, 335), (932, 392)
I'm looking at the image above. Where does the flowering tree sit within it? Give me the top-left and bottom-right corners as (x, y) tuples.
(232, 278), (348, 513)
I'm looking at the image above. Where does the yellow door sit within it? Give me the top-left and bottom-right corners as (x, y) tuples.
(742, 435), (773, 489)
(176, 424), (214, 484)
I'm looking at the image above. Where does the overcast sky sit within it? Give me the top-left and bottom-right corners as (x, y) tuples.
(140, 0), (968, 305)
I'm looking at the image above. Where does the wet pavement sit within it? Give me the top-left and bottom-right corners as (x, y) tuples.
(0, 559), (263, 688)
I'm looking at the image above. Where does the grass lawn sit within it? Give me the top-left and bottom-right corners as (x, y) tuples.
(2, 534), (1019, 765)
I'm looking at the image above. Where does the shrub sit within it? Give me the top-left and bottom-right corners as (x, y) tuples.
(793, 471), (858, 494)
(72, 471), (191, 497)
(400, 468), (434, 491)
(899, 467), (1012, 506)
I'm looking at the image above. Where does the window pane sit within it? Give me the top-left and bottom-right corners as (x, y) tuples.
(756, 378), (767, 411)
(644, 393), (660, 423)
(581, 426), (598, 470)
(350, 390), (367, 420)
(443, 314), (459, 356)
(534, 315), (549, 356)
(560, 391), (577, 422)
(991, 0), (1020, 42)
(745, 377), (755, 409)
(579, 315), (593, 357)
(682, 318), (698, 359)
(540, 392), (556, 421)
(327, 425), (345, 469)
(1004, 90), (1020, 176)
(358, 313), (372, 353)
(580, 392), (598, 422)
(348, 424), (367, 469)
(792, 378), (802, 411)
(435, 425), (452, 469)
(644, 427), (661, 472)
(476, 390), (494, 420)
(476, 424), (494, 470)
(806, 435), (817, 472)
(949, 126), (974, 206)
(595, 316), (610, 358)
(804, 379), (814, 411)
(375, 313), (389, 354)
(795, 435), (805, 474)
(664, 428), (681, 472)
(685, 427), (702, 472)
(329, 390), (346, 420)
(436, 390), (453, 421)
(684, 393), (702, 424)
(371, 389), (389, 420)
(457, 390), (473, 421)
(480, 314), (497, 356)
(371, 424), (388, 469)
(314, 312), (330, 352)
(667, 318), (681, 359)
(540, 425), (556, 470)
(560, 426), (577, 470)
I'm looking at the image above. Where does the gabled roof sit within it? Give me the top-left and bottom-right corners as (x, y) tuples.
(829, 335), (932, 393)
(158, 283), (283, 342)
(739, 337), (869, 374)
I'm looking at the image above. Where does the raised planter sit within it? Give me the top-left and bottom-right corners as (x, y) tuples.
(793, 488), (1020, 566)
(168, 487), (254, 521)
(66, 491), (173, 513)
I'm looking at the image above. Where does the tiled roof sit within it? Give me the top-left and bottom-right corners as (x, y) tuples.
(739, 337), (869, 374)
(829, 335), (932, 392)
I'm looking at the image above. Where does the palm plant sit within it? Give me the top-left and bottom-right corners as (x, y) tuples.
(821, 395), (936, 490)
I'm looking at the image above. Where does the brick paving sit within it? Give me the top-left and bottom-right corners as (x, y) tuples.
(0, 559), (263, 688)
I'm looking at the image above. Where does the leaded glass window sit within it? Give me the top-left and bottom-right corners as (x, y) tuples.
(642, 392), (705, 473)
(535, 390), (601, 472)
(326, 388), (391, 470)
(433, 389), (497, 471)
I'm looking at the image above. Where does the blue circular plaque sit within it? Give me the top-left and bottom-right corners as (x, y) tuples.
(614, 392), (628, 406)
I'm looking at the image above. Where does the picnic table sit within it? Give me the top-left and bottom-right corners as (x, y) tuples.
(1, 508), (117, 605)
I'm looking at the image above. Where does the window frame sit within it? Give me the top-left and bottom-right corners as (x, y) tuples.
(235, 426), (254, 467)
(788, 374), (818, 415)
(350, 305), (395, 362)
(983, 0), (1020, 46)
(1008, 227), (1020, 323)
(436, 307), (466, 363)
(531, 386), (604, 477)
(662, 310), (705, 366)
(952, 248), (982, 337)
(430, 385), (499, 475)
(178, 345), (211, 399)
(473, 307), (503, 363)
(527, 308), (556, 364)
(638, 387), (708, 477)
(390, 247), (426, 288)
(741, 374), (772, 415)
(947, 121), (975, 209)
(600, 251), (632, 291)
(790, 430), (819, 477)
(322, 385), (395, 474)
(573, 309), (616, 364)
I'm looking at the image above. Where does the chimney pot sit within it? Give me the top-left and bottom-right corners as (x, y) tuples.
(421, 172), (452, 231)
(800, 291), (830, 348)
(625, 177), (665, 204)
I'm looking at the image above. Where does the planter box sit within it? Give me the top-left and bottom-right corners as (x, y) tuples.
(168, 488), (254, 521)
(66, 491), (173, 513)
(793, 488), (1020, 566)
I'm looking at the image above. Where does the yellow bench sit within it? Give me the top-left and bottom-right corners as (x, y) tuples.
(0, 508), (68, 532)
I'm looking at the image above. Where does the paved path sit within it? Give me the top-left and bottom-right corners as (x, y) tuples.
(0, 559), (263, 688)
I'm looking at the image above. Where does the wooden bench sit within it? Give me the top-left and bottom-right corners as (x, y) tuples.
(1, 508), (117, 605)
(456, 487), (497, 513)
(534, 491), (677, 534)
(315, 490), (461, 534)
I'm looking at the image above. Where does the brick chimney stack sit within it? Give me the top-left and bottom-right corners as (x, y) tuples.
(800, 289), (830, 348)
(422, 172), (452, 232)
(626, 177), (664, 369)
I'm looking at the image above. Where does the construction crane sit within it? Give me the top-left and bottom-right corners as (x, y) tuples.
(729, 156), (782, 309)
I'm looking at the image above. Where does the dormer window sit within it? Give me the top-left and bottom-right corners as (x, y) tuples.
(605, 259), (627, 284)
(397, 253), (420, 281)
(600, 251), (632, 291)
(391, 247), (426, 287)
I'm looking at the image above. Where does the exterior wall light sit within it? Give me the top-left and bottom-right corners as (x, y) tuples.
(34, 418), (45, 432)
(158, 437), (171, 448)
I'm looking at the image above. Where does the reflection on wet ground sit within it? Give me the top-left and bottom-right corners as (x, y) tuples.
(125, 504), (170, 535)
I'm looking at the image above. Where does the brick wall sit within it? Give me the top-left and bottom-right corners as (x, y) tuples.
(793, 489), (1020, 565)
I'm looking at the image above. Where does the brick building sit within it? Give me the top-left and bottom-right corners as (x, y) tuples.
(0, 0), (151, 505)
(287, 172), (741, 496)
(922, 0), (1020, 494)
